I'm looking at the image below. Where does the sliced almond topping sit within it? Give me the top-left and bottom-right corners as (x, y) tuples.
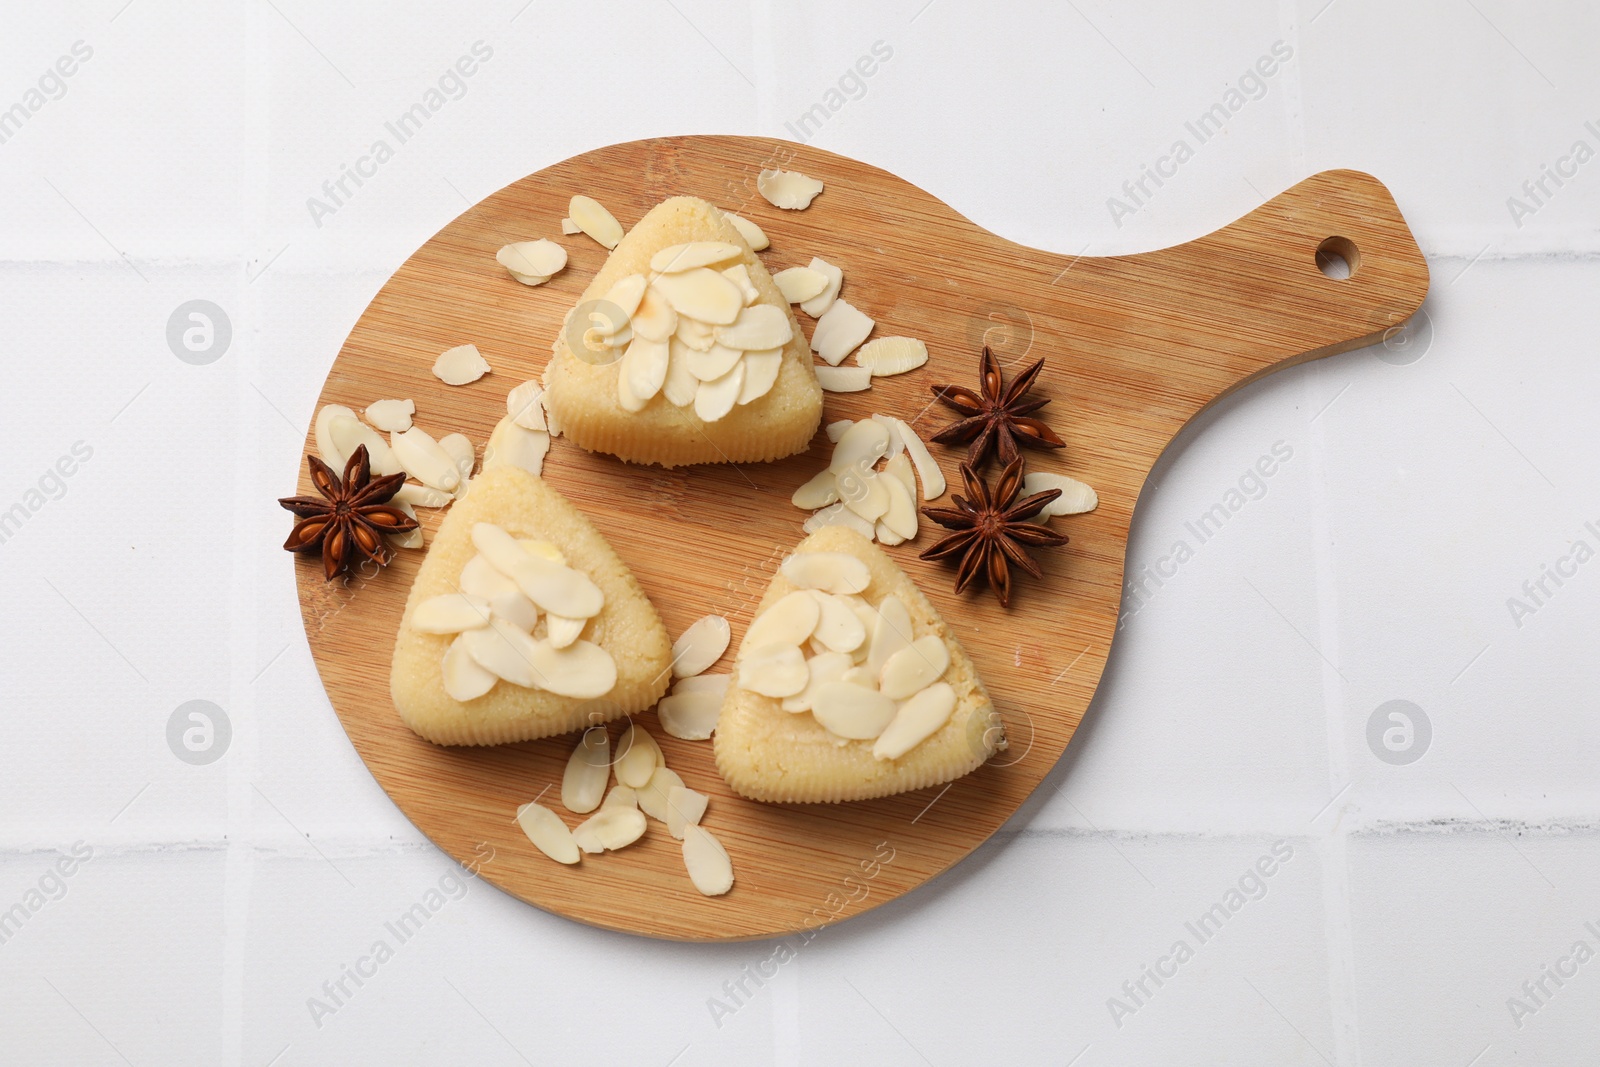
(526, 638), (615, 699)
(816, 365), (872, 393)
(630, 285), (678, 342)
(459, 554), (517, 599)
(598, 273), (649, 325)
(830, 418), (890, 474)
(506, 380), (547, 430)
(757, 169), (824, 210)
(672, 672), (731, 696)
(569, 194), (624, 249)
(773, 266), (827, 304)
(811, 300), (874, 366)
(662, 341), (700, 407)
(721, 264), (760, 306)
(650, 269), (743, 326)
(674, 314), (716, 351)
(889, 416), (947, 499)
(599, 324), (633, 350)
(682, 824), (734, 896)
(658, 688), (723, 741)
(781, 650), (853, 712)
(666, 785), (709, 840)
(561, 727), (610, 814)
(364, 398), (414, 432)
(838, 467), (890, 522)
(394, 482), (452, 509)
(560, 217), (581, 235)
(622, 335), (670, 406)
(602, 784), (638, 810)
(879, 634), (950, 699)
(693, 363), (744, 423)
(673, 615), (731, 678)
(855, 336), (928, 377)
(572, 806), (647, 853)
(471, 522), (530, 576)
(433, 343), (491, 386)
(442, 634), (497, 702)
(802, 502), (875, 539)
(780, 551), (871, 594)
(874, 682), (957, 760)
(516, 801), (579, 864)
(519, 539), (566, 564)
(841, 665), (879, 689)
(883, 452), (916, 498)
(615, 721), (663, 788)
(507, 555), (604, 619)
(685, 342), (743, 382)
(737, 643), (809, 698)
(880, 473), (919, 540)
(811, 681), (896, 740)
(462, 619), (542, 689)
(809, 591), (867, 654)
(868, 595), (913, 675)
(799, 257), (843, 317)
(489, 590), (539, 632)
(1024, 472), (1099, 516)
(848, 605), (877, 664)
(715, 304), (794, 351)
(723, 211), (769, 251)
(873, 414), (904, 457)
(482, 415), (550, 478)
(651, 241), (742, 273)
(390, 427), (461, 491)
(329, 414), (403, 477)
(791, 469), (840, 510)
(411, 593), (491, 634)
(825, 418), (854, 443)
(737, 349), (783, 405)
(744, 591), (822, 651)
(636, 764), (685, 823)
(544, 614), (584, 649)
(497, 239), (567, 280)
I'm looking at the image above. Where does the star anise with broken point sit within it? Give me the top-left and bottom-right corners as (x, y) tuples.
(928, 347), (1065, 469)
(279, 445), (417, 581)
(920, 458), (1068, 608)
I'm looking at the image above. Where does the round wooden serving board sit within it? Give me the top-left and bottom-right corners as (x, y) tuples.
(294, 136), (1428, 941)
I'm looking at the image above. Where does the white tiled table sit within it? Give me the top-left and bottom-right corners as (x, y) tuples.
(3, 2), (1597, 1063)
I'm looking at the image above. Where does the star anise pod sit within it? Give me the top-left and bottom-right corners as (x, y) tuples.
(920, 458), (1068, 608)
(278, 445), (417, 581)
(929, 347), (1065, 469)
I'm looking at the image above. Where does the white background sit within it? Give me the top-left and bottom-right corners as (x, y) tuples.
(2, 1), (1597, 1064)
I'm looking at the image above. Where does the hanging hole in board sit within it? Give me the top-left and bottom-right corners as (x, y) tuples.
(1316, 236), (1360, 280)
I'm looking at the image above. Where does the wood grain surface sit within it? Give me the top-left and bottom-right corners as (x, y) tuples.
(293, 136), (1428, 941)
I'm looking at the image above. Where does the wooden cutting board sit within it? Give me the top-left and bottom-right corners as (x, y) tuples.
(294, 136), (1427, 941)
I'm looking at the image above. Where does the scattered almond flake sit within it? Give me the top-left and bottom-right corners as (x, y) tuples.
(650, 241), (742, 273)
(674, 315), (716, 352)
(506, 380), (547, 430)
(781, 650), (852, 712)
(572, 806), (647, 853)
(744, 591), (822, 651)
(757, 169), (824, 210)
(560, 216), (581, 235)
(811, 300), (874, 366)
(314, 404), (357, 469)
(561, 727), (611, 814)
(874, 682), (957, 760)
(825, 418), (854, 443)
(364, 399), (414, 432)
(780, 551), (871, 595)
(791, 469), (839, 510)
(879, 474), (918, 541)
(810, 591), (867, 653)
(387, 498), (424, 550)
(433, 343), (491, 386)
(867, 596), (913, 675)
(883, 453), (916, 498)
(874, 520), (905, 547)
(615, 722), (663, 788)
(545, 614), (585, 649)
(737, 643), (809, 698)
(505, 269), (549, 287)
(461, 620), (541, 687)
(539, 386), (563, 437)
(811, 681), (896, 739)
(497, 239), (567, 281)
(391, 426), (461, 492)
(631, 286), (678, 342)
(685, 342), (743, 382)
(439, 432), (475, 481)
(830, 419), (891, 475)
(528, 639), (615, 698)
(602, 784), (638, 810)
(723, 211), (769, 251)
(651, 268), (743, 326)
(803, 502), (875, 539)
(888, 416), (947, 500)
(412, 593), (491, 634)
(799, 257), (843, 317)
(673, 673), (731, 696)
(394, 482), (450, 509)
(682, 824), (734, 895)
(569, 194), (624, 249)
(658, 689), (722, 741)
(442, 634), (495, 700)
(328, 413), (403, 477)
(720, 264), (760, 306)
(694, 363), (744, 422)
(773, 266), (827, 304)
(737, 349), (782, 405)
(636, 765), (685, 823)
(483, 416), (550, 478)
(715, 304), (794, 351)
(855, 336), (928, 377)
(879, 635), (950, 700)
(839, 467), (890, 522)
(516, 801), (580, 864)
(666, 786), (709, 840)
(673, 615), (732, 678)
(1024, 472), (1099, 516)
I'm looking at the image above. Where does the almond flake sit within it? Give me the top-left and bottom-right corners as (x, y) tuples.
(573, 806), (647, 853)
(482, 415), (549, 477)
(883, 453), (916, 498)
(506, 380), (547, 430)
(737, 643), (809, 698)
(873, 414), (904, 457)
(880, 473), (918, 540)
(600, 273), (649, 325)
(830, 419), (890, 475)
(841, 665), (878, 689)
(1024, 472), (1099, 516)
(411, 593), (491, 634)
(544, 614), (584, 649)
(693, 363), (744, 422)
(825, 419), (854, 443)
(662, 341), (700, 407)
(838, 466), (890, 522)
(528, 639), (616, 699)
(757, 169), (824, 210)
(497, 239), (567, 280)
(723, 211), (769, 251)
(811, 300), (874, 366)
(791, 469), (840, 510)
(682, 824), (734, 896)
(874, 682), (957, 760)
(651, 268), (743, 326)
(394, 482), (452, 509)
(811, 681), (896, 740)
(519, 538), (566, 564)
(433, 343), (491, 386)
(737, 349), (783, 405)
(773, 266), (827, 304)
(561, 727), (610, 814)
(721, 264), (761, 306)
(799, 257), (843, 317)
(391, 427), (461, 491)
(569, 194), (624, 249)
(874, 521), (904, 547)
(816, 365), (872, 393)
(560, 217), (581, 235)
(472, 523), (533, 575)
(516, 801), (580, 864)
(685, 342), (743, 382)
(889, 416), (947, 499)
(315, 404), (357, 470)
(329, 413), (403, 477)
(666, 786), (709, 840)
(780, 551), (871, 595)
(462, 619), (542, 688)
(364, 398), (414, 432)
(636, 764), (685, 822)
(630, 285), (678, 342)
(506, 269), (549, 287)
(651, 241), (742, 273)
(616, 721), (663, 788)
(744, 591), (821, 651)
(674, 314), (717, 351)
(810, 591), (867, 653)
(780, 650), (853, 712)
(803, 502), (875, 539)
(658, 689), (723, 741)
(504, 553), (605, 619)
(439, 433), (475, 483)
(490, 590), (539, 632)
(867, 596), (913, 675)
(855, 336), (928, 377)
(673, 615), (732, 678)
(621, 336), (670, 409)
(879, 635), (950, 700)
(442, 634), (497, 701)
(716, 304), (794, 351)
(602, 784), (638, 810)
(459, 555), (517, 599)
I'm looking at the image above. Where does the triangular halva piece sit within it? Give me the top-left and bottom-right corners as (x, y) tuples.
(543, 196), (823, 467)
(714, 526), (1004, 802)
(391, 465), (672, 745)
